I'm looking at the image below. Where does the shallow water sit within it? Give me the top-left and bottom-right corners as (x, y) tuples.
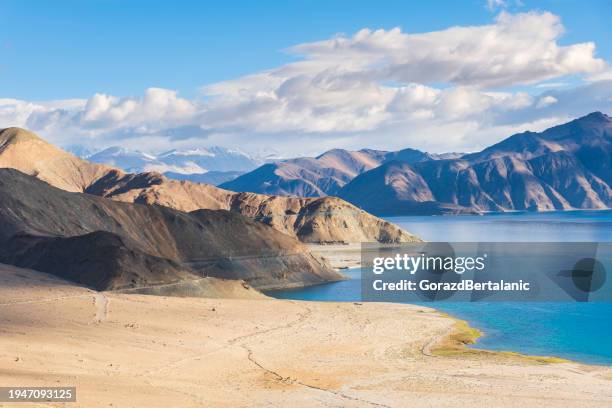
(270, 210), (612, 365)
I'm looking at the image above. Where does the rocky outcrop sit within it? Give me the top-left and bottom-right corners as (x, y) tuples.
(227, 193), (419, 243)
(0, 127), (417, 244)
(0, 168), (343, 291)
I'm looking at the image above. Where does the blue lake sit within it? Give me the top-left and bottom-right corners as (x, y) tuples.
(269, 210), (612, 365)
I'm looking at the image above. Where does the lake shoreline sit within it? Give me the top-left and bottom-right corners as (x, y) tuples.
(295, 237), (612, 367)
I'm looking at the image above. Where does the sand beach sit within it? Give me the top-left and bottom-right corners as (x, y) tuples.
(0, 264), (611, 407)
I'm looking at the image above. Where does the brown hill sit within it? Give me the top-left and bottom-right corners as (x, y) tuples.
(0, 168), (342, 292)
(0, 127), (418, 244)
(0, 127), (113, 192)
(86, 172), (418, 243)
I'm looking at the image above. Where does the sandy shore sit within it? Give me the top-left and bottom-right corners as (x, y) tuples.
(308, 243), (363, 269)
(1, 264), (611, 407)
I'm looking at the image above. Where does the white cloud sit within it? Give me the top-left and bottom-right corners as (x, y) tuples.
(0, 11), (609, 157)
(536, 95), (559, 108)
(283, 11), (603, 88)
(587, 67), (612, 82)
(80, 88), (195, 129)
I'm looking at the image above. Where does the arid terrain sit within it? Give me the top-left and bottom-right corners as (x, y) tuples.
(0, 168), (343, 293)
(1, 264), (611, 408)
(0, 127), (419, 245)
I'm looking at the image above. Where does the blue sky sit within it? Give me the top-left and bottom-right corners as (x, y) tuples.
(1, 0), (611, 155)
(2, 0), (610, 99)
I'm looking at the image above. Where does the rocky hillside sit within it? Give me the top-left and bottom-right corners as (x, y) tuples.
(227, 192), (415, 243)
(0, 127), (417, 244)
(85, 171), (418, 244)
(221, 149), (389, 197)
(339, 112), (611, 214)
(338, 161), (478, 215)
(0, 168), (342, 292)
(220, 147), (444, 197)
(0, 127), (112, 192)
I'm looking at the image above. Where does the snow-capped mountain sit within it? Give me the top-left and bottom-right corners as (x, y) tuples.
(88, 147), (160, 173)
(157, 147), (258, 172)
(65, 145), (96, 159)
(82, 145), (260, 178)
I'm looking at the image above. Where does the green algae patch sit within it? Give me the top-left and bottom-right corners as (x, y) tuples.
(430, 312), (569, 365)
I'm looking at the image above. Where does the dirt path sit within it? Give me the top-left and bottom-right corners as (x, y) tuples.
(93, 293), (109, 323)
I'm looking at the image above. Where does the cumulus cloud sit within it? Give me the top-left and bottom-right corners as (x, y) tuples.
(536, 95), (559, 108)
(0, 11), (609, 156)
(284, 11), (603, 88)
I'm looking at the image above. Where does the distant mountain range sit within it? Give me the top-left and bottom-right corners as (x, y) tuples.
(222, 112), (612, 215)
(77, 145), (263, 185)
(221, 148), (461, 196)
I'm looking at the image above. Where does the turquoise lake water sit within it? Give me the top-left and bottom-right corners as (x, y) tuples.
(269, 210), (612, 365)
